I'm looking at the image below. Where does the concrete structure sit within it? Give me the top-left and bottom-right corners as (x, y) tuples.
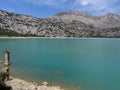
(0, 50), (10, 81)
(4, 50), (10, 66)
(2, 67), (9, 73)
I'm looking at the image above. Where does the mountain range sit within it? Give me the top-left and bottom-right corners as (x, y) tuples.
(0, 10), (120, 37)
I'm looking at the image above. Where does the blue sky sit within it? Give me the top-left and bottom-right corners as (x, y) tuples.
(0, 0), (120, 18)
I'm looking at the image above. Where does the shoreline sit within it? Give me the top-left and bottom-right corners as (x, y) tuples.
(0, 36), (120, 39)
(5, 76), (64, 90)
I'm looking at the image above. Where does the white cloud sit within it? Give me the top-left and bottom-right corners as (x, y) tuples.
(73, 0), (120, 15)
(80, 0), (88, 6)
(24, 0), (120, 15)
(2, 8), (14, 13)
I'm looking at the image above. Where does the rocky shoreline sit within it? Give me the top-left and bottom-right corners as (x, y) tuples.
(5, 77), (64, 90)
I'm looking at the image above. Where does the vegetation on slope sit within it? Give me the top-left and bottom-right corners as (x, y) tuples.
(0, 72), (11, 90)
(0, 28), (37, 37)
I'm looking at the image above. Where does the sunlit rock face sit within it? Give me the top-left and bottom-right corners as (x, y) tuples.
(0, 10), (120, 37)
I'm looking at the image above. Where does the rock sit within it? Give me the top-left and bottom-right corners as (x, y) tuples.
(42, 81), (47, 86)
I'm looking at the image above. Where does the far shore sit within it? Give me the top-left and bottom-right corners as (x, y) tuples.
(0, 36), (120, 39)
(0, 36), (68, 39)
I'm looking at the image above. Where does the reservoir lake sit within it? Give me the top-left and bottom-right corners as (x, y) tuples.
(0, 38), (120, 90)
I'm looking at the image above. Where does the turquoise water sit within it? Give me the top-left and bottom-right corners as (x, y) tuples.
(0, 38), (120, 90)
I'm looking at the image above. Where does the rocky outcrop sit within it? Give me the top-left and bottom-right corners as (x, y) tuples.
(0, 10), (120, 38)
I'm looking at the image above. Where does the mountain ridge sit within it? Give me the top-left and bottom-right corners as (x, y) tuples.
(52, 10), (120, 29)
(0, 10), (120, 37)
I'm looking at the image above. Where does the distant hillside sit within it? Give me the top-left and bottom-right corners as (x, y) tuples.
(0, 10), (120, 38)
(0, 28), (37, 37)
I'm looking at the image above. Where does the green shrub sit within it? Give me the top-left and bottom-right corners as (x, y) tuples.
(0, 83), (11, 90)
(0, 72), (9, 83)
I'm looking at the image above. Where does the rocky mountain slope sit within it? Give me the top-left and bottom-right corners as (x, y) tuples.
(53, 11), (120, 29)
(0, 10), (120, 37)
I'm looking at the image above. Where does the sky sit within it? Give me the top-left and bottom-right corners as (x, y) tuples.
(0, 0), (120, 18)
